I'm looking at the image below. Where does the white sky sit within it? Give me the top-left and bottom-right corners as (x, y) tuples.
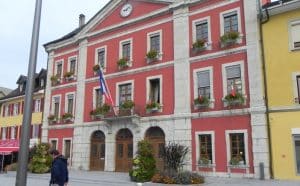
(0, 0), (110, 89)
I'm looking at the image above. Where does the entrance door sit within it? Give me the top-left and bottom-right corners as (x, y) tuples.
(145, 127), (165, 171)
(90, 131), (105, 171)
(115, 128), (133, 172)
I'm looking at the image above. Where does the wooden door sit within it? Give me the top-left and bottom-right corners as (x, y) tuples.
(90, 131), (105, 171)
(115, 129), (133, 172)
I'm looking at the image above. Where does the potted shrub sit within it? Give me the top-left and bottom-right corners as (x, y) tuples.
(223, 90), (245, 107)
(90, 103), (111, 119)
(146, 49), (159, 63)
(117, 57), (130, 69)
(192, 39), (207, 53)
(146, 101), (161, 113)
(194, 95), (210, 109)
(119, 100), (135, 116)
(47, 114), (57, 124)
(220, 31), (240, 47)
(93, 64), (100, 74)
(63, 71), (75, 81)
(50, 75), (60, 86)
(62, 113), (73, 122)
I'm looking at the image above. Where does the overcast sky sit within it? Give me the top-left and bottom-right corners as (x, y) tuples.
(0, 0), (110, 89)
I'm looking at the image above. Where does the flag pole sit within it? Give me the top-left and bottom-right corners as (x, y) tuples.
(15, 0), (42, 185)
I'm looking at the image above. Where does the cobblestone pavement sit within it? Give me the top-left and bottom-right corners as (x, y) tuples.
(0, 171), (299, 186)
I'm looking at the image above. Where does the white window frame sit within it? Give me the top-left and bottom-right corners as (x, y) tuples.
(67, 56), (77, 75)
(116, 80), (134, 106)
(195, 131), (215, 165)
(1, 127), (7, 140)
(220, 8), (242, 42)
(146, 75), (163, 111)
(222, 61), (246, 98)
(192, 16), (212, 50)
(32, 124), (40, 139)
(225, 129), (249, 166)
(51, 95), (62, 116)
(11, 126), (16, 139)
(292, 72), (300, 104)
(119, 38), (133, 66)
(49, 138), (58, 150)
(62, 138), (72, 160)
(93, 86), (105, 109)
(65, 92), (76, 115)
(13, 103), (19, 116)
(289, 19), (300, 51)
(34, 99), (41, 113)
(95, 46), (107, 72)
(55, 60), (64, 79)
(193, 66), (214, 108)
(147, 30), (163, 60)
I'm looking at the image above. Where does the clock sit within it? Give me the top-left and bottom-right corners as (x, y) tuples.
(120, 3), (133, 17)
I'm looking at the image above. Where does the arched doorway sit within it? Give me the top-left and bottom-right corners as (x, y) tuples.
(115, 128), (133, 172)
(90, 130), (105, 171)
(145, 127), (165, 171)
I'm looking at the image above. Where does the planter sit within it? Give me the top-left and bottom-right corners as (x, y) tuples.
(194, 103), (209, 110)
(223, 98), (244, 107)
(221, 39), (238, 48)
(146, 56), (159, 64)
(63, 117), (73, 123)
(91, 114), (104, 120)
(199, 159), (211, 165)
(146, 107), (160, 113)
(117, 58), (131, 70)
(65, 75), (75, 82)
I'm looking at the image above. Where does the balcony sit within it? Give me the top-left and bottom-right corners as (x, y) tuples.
(102, 106), (140, 122)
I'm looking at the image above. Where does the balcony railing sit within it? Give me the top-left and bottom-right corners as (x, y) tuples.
(102, 106), (140, 121)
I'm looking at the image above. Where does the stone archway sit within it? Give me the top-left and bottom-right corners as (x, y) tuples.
(145, 127), (165, 171)
(115, 128), (133, 172)
(90, 130), (105, 171)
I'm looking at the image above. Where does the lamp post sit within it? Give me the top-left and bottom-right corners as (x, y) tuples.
(15, 0), (42, 185)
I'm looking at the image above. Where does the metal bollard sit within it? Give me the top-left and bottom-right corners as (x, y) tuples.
(259, 162), (265, 180)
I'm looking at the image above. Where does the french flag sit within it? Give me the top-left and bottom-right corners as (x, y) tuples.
(99, 69), (116, 115)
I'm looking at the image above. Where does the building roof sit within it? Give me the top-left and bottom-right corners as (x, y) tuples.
(262, 0), (300, 15)
(0, 87), (12, 96)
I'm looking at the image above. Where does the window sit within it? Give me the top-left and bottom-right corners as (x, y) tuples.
(34, 99), (41, 113)
(119, 39), (133, 62)
(223, 11), (238, 33)
(119, 83), (132, 105)
(32, 125), (39, 138)
(64, 139), (71, 159)
(147, 30), (162, 57)
(149, 79), (160, 103)
(290, 20), (300, 50)
(1, 127), (6, 140)
(197, 70), (210, 98)
(96, 48), (106, 68)
(66, 94), (74, 114)
(297, 76), (300, 104)
(150, 34), (160, 52)
(230, 133), (245, 164)
(4, 105), (9, 117)
(13, 103), (19, 116)
(56, 62), (63, 77)
(11, 127), (16, 139)
(53, 97), (60, 119)
(50, 140), (57, 150)
(199, 134), (212, 162)
(294, 135), (300, 174)
(226, 65), (242, 94)
(94, 88), (103, 108)
(69, 57), (76, 74)
(196, 21), (208, 41)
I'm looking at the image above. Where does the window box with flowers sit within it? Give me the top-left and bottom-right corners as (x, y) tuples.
(146, 101), (161, 113)
(117, 57), (131, 70)
(50, 75), (61, 86)
(62, 113), (74, 123)
(63, 72), (75, 82)
(194, 96), (210, 109)
(90, 103), (111, 120)
(192, 39), (208, 53)
(220, 31), (240, 48)
(223, 91), (245, 107)
(198, 154), (212, 166)
(229, 155), (244, 166)
(119, 100), (135, 116)
(47, 115), (57, 124)
(146, 50), (161, 64)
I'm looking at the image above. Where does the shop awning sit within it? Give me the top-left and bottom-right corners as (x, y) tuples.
(0, 139), (19, 154)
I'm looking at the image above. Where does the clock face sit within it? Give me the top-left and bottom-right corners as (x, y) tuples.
(120, 3), (133, 17)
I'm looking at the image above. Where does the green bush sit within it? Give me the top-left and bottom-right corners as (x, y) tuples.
(28, 143), (52, 173)
(151, 171), (204, 184)
(146, 50), (158, 59)
(129, 140), (156, 182)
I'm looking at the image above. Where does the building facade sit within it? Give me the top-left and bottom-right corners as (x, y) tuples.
(0, 69), (46, 148)
(262, 0), (300, 180)
(43, 0), (269, 178)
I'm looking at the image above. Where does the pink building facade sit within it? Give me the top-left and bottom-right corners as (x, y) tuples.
(43, 0), (269, 178)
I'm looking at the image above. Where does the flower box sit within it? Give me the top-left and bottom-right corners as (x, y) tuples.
(119, 100), (135, 116)
(63, 72), (75, 82)
(198, 157), (211, 165)
(223, 92), (245, 107)
(62, 113), (74, 123)
(229, 156), (244, 166)
(192, 39), (207, 53)
(50, 75), (61, 86)
(146, 50), (160, 63)
(90, 104), (110, 120)
(220, 31), (240, 48)
(146, 102), (161, 113)
(194, 96), (210, 109)
(47, 115), (57, 124)
(117, 58), (131, 70)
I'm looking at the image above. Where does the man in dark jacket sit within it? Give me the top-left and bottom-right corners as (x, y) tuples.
(49, 149), (69, 186)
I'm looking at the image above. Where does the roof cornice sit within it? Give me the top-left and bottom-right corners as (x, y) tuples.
(266, 0), (300, 16)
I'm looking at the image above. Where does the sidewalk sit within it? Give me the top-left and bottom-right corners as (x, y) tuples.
(0, 170), (299, 186)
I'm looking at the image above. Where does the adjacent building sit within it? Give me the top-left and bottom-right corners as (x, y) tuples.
(0, 87), (12, 99)
(262, 0), (300, 180)
(42, 0), (269, 178)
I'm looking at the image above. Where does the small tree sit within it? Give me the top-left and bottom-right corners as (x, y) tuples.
(162, 142), (189, 173)
(129, 140), (156, 182)
(28, 143), (52, 173)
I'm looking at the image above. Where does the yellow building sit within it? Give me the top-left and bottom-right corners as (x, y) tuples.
(0, 69), (46, 149)
(262, 0), (300, 180)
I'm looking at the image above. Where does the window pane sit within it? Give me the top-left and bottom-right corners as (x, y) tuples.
(57, 64), (62, 77)
(230, 133), (245, 162)
(149, 79), (160, 103)
(98, 49), (105, 67)
(64, 140), (71, 159)
(226, 65), (242, 94)
(199, 134), (212, 162)
(294, 137), (300, 174)
(122, 42), (131, 59)
(95, 89), (103, 108)
(51, 141), (57, 150)
(224, 12), (238, 33)
(297, 76), (300, 104)
(291, 23), (300, 45)
(119, 83), (132, 104)
(196, 22), (208, 41)
(150, 35), (160, 52)
(197, 71), (210, 98)
(70, 59), (76, 74)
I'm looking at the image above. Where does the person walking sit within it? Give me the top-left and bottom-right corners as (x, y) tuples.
(49, 149), (69, 186)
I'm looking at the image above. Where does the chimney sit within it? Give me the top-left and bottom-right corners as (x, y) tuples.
(261, 0), (271, 6)
(79, 14), (85, 27)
